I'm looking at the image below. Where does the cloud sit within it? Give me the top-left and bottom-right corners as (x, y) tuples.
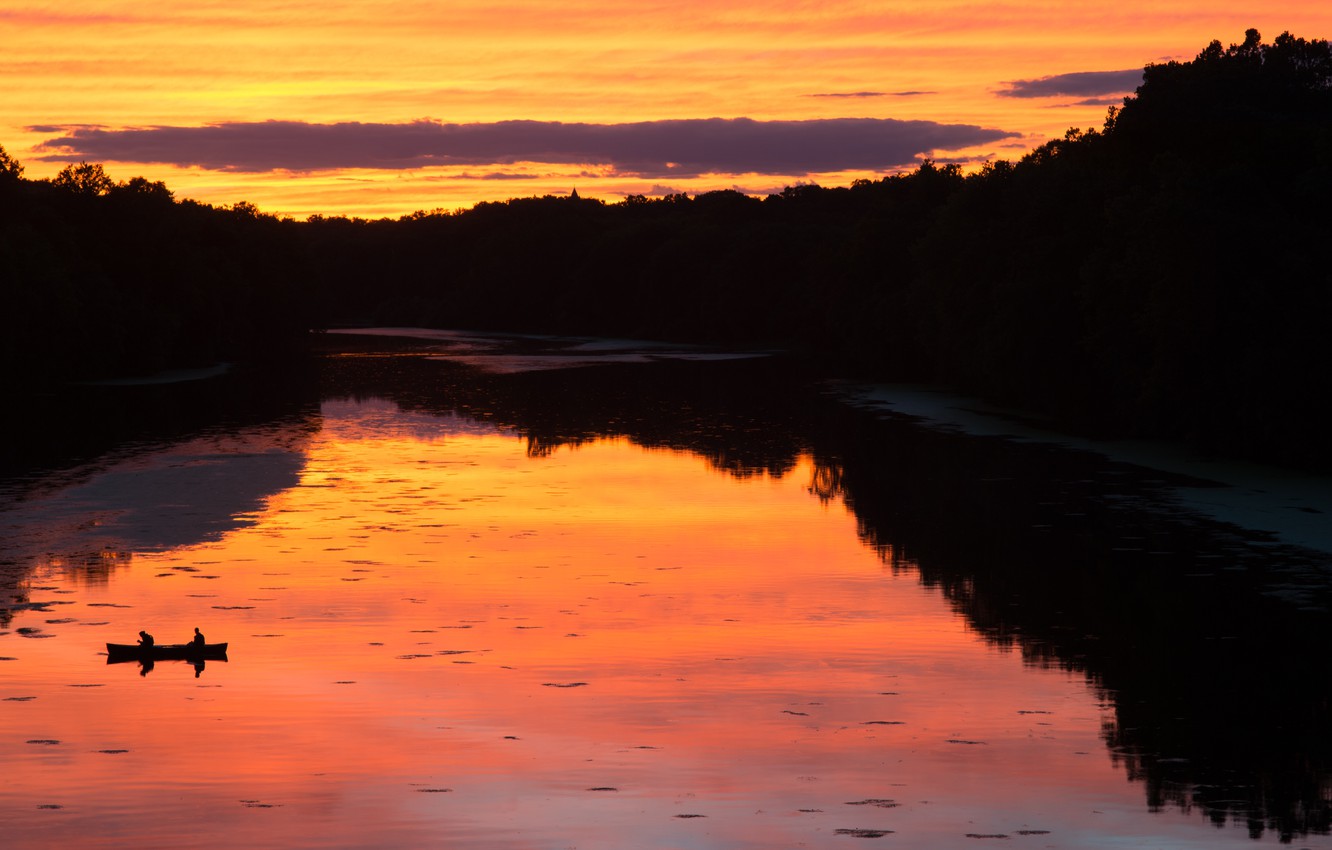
(808, 91), (890, 98)
(0, 9), (141, 26)
(997, 69), (1143, 99)
(807, 91), (935, 98)
(32, 117), (1019, 178)
(455, 171), (541, 181)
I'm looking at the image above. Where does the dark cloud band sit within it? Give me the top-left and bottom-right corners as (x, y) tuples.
(997, 69), (1143, 99)
(32, 117), (1018, 177)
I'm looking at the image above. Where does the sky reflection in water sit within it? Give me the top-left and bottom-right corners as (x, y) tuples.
(0, 392), (1319, 848)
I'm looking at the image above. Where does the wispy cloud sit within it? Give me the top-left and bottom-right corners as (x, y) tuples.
(646, 184), (688, 197)
(805, 91), (935, 98)
(0, 9), (143, 26)
(32, 117), (1019, 178)
(996, 69), (1143, 99)
(454, 171), (542, 181)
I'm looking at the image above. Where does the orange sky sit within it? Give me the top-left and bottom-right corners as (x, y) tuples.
(4, 2), (1330, 218)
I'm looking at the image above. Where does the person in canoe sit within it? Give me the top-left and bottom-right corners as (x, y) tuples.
(138, 630), (154, 648)
(191, 627), (205, 648)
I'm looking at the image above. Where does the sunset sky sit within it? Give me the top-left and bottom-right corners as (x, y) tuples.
(5, 2), (1330, 218)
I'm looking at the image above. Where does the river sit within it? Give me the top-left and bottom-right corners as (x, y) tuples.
(2, 329), (1329, 849)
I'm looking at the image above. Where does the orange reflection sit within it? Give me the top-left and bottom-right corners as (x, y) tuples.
(0, 404), (1245, 848)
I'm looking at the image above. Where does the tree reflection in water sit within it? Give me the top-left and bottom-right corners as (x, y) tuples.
(316, 332), (1330, 844)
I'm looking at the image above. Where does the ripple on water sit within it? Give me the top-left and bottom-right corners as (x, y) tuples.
(834, 828), (893, 837)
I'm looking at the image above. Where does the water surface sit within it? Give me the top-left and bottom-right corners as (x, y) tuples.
(2, 332), (1329, 848)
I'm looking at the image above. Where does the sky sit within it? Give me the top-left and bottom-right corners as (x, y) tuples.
(4, 2), (1330, 219)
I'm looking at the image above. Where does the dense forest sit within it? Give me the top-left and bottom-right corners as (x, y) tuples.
(2, 29), (1330, 467)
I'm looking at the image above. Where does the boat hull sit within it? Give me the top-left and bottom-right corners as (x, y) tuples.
(106, 642), (229, 662)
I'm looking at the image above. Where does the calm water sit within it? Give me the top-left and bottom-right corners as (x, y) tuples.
(2, 331), (1330, 849)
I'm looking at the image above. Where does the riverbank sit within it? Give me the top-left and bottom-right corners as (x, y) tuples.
(837, 382), (1332, 558)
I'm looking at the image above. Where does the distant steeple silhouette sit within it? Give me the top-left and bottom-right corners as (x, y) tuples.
(570, 188), (579, 199)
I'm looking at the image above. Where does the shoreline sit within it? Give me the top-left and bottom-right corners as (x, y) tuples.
(837, 382), (1332, 557)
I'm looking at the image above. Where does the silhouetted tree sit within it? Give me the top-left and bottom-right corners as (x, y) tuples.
(0, 144), (22, 181)
(52, 161), (115, 196)
(114, 176), (174, 201)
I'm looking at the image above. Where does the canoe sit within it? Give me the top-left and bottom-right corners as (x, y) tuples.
(106, 642), (228, 662)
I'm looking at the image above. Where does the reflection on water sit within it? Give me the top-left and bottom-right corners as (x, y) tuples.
(1, 332), (1329, 849)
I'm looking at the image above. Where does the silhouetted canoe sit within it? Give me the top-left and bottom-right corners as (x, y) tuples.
(106, 642), (228, 662)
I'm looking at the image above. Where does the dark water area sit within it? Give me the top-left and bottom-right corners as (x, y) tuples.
(2, 330), (1329, 848)
(0, 358), (319, 484)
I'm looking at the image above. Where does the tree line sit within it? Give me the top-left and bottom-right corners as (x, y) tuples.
(0, 156), (308, 383)
(2, 29), (1329, 467)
